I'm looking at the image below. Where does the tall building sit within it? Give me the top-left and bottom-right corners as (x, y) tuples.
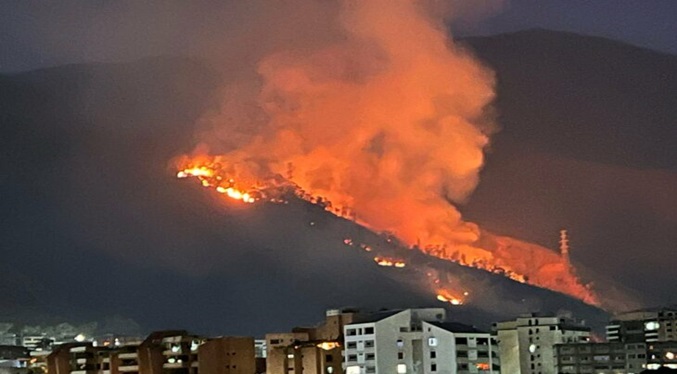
(266, 309), (357, 374)
(343, 308), (499, 374)
(555, 342), (628, 374)
(493, 313), (590, 374)
(607, 307), (677, 343)
(142, 330), (203, 374)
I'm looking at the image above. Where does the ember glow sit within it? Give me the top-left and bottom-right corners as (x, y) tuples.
(373, 256), (406, 268)
(436, 289), (465, 306)
(173, 0), (601, 307)
(177, 163), (259, 204)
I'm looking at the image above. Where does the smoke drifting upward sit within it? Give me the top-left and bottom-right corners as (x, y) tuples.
(179, 0), (599, 307)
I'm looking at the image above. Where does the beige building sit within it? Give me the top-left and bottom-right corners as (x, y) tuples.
(47, 343), (110, 374)
(343, 308), (498, 374)
(494, 313), (590, 374)
(199, 337), (255, 374)
(48, 331), (256, 374)
(266, 309), (357, 374)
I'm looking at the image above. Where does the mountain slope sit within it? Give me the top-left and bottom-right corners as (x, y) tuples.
(460, 29), (677, 305)
(2, 29), (675, 334)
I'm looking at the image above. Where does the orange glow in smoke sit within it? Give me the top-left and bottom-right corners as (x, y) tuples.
(172, 0), (600, 308)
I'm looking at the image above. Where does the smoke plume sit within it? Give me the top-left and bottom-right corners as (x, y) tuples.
(196, 0), (494, 248)
(179, 0), (602, 306)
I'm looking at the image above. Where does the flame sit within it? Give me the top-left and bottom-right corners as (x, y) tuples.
(436, 289), (465, 306)
(373, 256), (406, 268)
(177, 163), (258, 204)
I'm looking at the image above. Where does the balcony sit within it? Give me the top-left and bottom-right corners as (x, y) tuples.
(118, 353), (138, 360)
(118, 365), (139, 372)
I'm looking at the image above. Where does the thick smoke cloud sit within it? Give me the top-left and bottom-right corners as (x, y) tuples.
(195, 0), (495, 246)
(177, 0), (605, 307)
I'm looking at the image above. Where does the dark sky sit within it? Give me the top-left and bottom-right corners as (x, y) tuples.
(0, 0), (675, 73)
(1, 1), (676, 335)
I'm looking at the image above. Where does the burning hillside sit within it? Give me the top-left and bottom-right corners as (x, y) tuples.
(173, 0), (599, 308)
(175, 158), (597, 307)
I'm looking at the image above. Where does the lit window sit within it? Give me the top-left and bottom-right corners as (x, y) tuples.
(428, 338), (438, 347)
(397, 364), (407, 374)
(346, 366), (360, 374)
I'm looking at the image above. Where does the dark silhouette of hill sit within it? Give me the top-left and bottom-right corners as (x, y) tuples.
(463, 29), (677, 169)
(460, 29), (677, 305)
(2, 29), (675, 334)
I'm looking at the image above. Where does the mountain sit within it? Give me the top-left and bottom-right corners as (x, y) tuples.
(459, 29), (677, 305)
(1, 29), (675, 334)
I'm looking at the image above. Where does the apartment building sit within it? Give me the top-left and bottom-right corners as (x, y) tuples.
(47, 331), (257, 374)
(198, 337), (255, 374)
(266, 309), (356, 374)
(555, 342), (627, 374)
(343, 308), (498, 374)
(493, 313), (590, 374)
(607, 307), (677, 344)
(47, 343), (109, 374)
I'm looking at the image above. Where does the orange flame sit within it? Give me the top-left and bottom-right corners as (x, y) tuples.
(176, 163), (258, 204)
(436, 289), (465, 306)
(373, 256), (406, 268)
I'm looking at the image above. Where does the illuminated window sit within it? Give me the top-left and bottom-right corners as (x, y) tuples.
(397, 364), (407, 374)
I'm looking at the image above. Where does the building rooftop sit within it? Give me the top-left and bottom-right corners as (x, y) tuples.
(428, 322), (487, 334)
(349, 310), (403, 324)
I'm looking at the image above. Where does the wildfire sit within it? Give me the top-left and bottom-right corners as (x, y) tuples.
(373, 256), (406, 268)
(174, 156), (599, 307)
(176, 164), (259, 204)
(169, 0), (601, 308)
(436, 289), (466, 306)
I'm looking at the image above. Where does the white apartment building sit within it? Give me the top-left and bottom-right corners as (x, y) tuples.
(343, 308), (499, 374)
(494, 313), (590, 374)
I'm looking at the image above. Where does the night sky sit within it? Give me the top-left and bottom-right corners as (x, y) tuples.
(0, 1), (676, 73)
(1, 1), (676, 335)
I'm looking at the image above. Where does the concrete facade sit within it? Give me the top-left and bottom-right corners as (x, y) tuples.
(266, 309), (356, 374)
(198, 337), (255, 374)
(343, 308), (498, 374)
(494, 314), (590, 374)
